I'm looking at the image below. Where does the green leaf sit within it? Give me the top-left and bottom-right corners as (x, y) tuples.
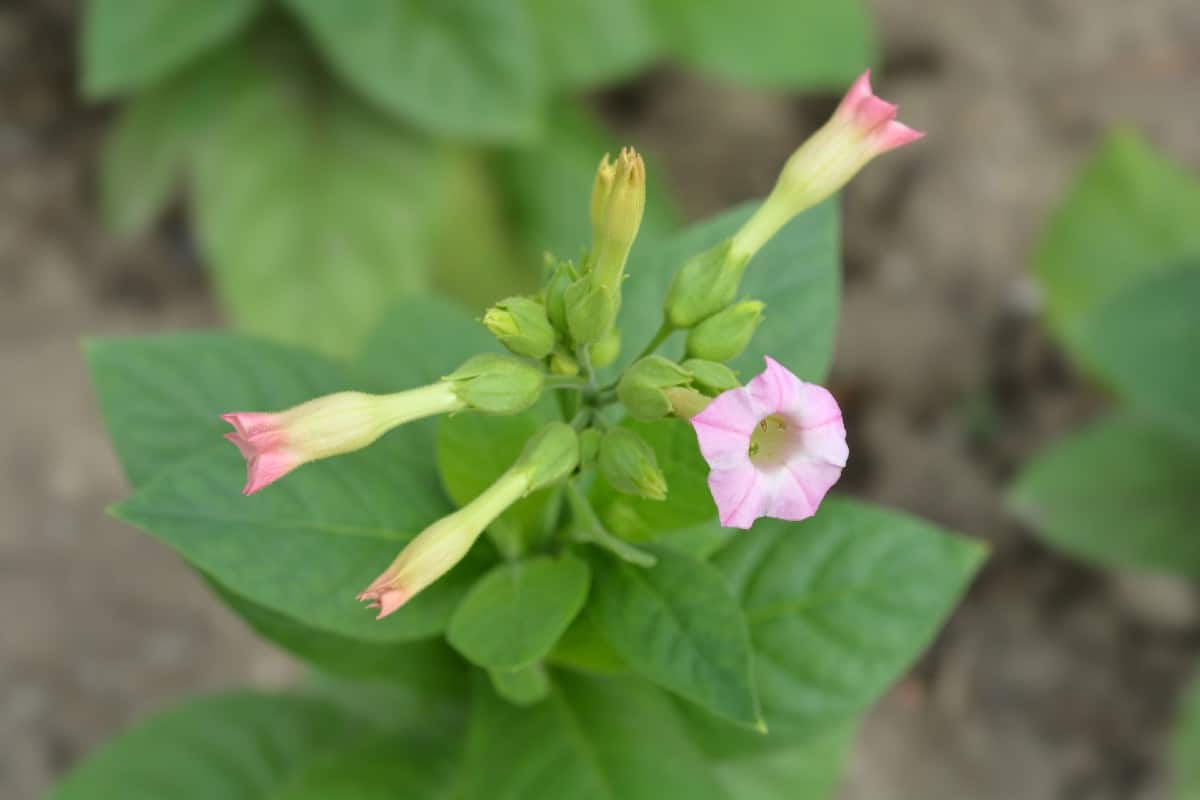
(82, 0), (263, 97)
(646, 0), (875, 89)
(206, 574), (470, 685)
(462, 672), (728, 800)
(496, 103), (677, 265)
(192, 37), (442, 357)
(548, 611), (628, 675)
(701, 498), (984, 746)
(97, 46), (245, 237)
(113, 441), (481, 643)
(589, 547), (762, 728)
(1011, 414), (1200, 578)
(594, 418), (716, 539)
(85, 333), (352, 487)
(1034, 130), (1200, 349)
(1075, 266), (1200, 442)
(1175, 669), (1200, 800)
(714, 722), (855, 799)
(524, 0), (659, 90)
(615, 200), (839, 383)
(489, 664), (552, 706)
(272, 739), (459, 800)
(280, 0), (542, 141)
(49, 692), (355, 799)
(356, 295), (498, 387)
(449, 555), (591, 669)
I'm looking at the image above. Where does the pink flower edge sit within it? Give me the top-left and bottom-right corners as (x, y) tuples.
(690, 356), (848, 530)
(220, 412), (300, 495)
(356, 577), (411, 620)
(836, 69), (925, 153)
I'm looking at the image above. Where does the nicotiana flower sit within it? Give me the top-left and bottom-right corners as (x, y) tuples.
(689, 356), (848, 529)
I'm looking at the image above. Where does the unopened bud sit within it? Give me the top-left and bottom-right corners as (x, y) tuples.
(663, 240), (750, 329)
(599, 428), (668, 501)
(590, 154), (617, 237)
(564, 275), (619, 345)
(617, 356), (693, 422)
(543, 258), (575, 336)
(589, 328), (621, 369)
(664, 386), (711, 420)
(590, 147), (646, 287)
(222, 386), (462, 495)
(444, 354), (543, 415)
(548, 347), (579, 377)
(482, 297), (555, 359)
(685, 300), (764, 362)
(682, 359), (740, 395)
(515, 422), (580, 492)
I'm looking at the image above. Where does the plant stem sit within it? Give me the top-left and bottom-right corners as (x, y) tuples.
(564, 481), (657, 568)
(545, 375), (587, 391)
(633, 320), (675, 362)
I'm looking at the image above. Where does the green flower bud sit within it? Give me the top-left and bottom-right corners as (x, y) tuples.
(599, 428), (668, 501)
(543, 258), (575, 336)
(444, 354), (543, 415)
(616, 356), (692, 422)
(589, 328), (621, 369)
(664, 386), (711, 420)
(685, 300), (764, 362)
(681, 359), (740, 395)
(548, 347), (579, 377)
(482, 296), (556, 359)
(578, 428), (602, 468)
(590, 147), (646, 287)
(564, 275), (619, 345)
(515, 422), (580, 492)
(663, 240), (751, 329)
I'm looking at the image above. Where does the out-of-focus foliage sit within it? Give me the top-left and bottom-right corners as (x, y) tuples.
(83, 0), (874, 356)
(1177, 673), (1200, 800)
(1016, 131), (1200, 799)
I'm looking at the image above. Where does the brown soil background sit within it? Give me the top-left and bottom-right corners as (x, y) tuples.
(2, 1), (1199, 798)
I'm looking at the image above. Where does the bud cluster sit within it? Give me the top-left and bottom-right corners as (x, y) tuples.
(216, 70), (919, 620)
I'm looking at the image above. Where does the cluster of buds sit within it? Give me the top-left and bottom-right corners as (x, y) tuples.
(218, 71), (920, 618)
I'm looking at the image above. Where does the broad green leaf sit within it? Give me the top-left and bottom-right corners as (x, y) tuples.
(85, 333), (351, 487)
(272, 739), (459, 800)
(305, 674), (469, 745)
(98, 45), (244, 237)
(462, 672), (728, 800)
(495, 103), (677, 265)
(548, 612), (628, 675)
(436, 394), (561, 540)
(1034, 130), (1200, 348)
(280, 0), (542, 141)
(50, 692), (355, 799)
(82, 0), (263, 96)
(1011, 414), (1200, 578)
(595, 418), (716, 539)
(525, 0), (659, 90)
(490, 664), (551, 706)
(714, 723), (855, 799)
(700, 498), (984, 747)
(192, 37), (442, 357)
(1175, 670), (1200, 800)
(449, 555), (591, 669)
(646, 0), (875, 89)
(113, 442), (480, 643)
(614, 200), (839, 384)
(589, 547), (762, 728)
(1075, 266), (1200, 442)
(206, 574), (469, 685)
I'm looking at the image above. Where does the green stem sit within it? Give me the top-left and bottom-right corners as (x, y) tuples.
(633, 320), (675, 362)
(564, 481), (657, 568)
(576, 343), (596, 390)
(545, 375), (587, 391)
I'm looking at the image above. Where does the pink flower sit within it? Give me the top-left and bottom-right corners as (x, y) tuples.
(689, 357), (848, 529)
(834, 69), (925, 153)
(221, 412), (302, 495)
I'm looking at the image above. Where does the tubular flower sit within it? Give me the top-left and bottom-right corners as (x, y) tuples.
(223, 386), (462, 495)
(689, 356), (848, 529)
(730, 69), (924, 263)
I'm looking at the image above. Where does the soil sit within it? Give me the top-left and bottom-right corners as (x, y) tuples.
(2, 1), (1198, 798)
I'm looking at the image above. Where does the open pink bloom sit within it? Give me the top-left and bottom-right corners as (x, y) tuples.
(834, 69), (925, 154)
(689, 356), (848, 529)
(221, 413), (302, 495)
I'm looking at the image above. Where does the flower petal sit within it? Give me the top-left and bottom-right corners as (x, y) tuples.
(709, 463), (768, 529)
(746, 355), (802, 415)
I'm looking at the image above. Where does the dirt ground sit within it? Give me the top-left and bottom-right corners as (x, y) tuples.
(2, 1), (1199, 798)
